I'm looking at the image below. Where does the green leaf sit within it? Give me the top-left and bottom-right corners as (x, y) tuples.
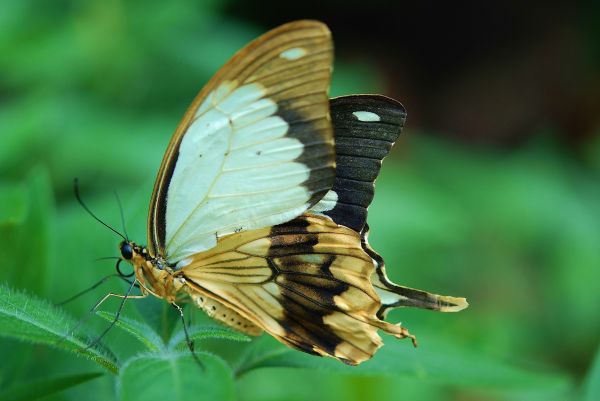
(168, 325), (250, 351)
(234, 336), (293, 377)
(582, 345), (600, 401)
(0, 284), (118, 373)
(96, 310), (165, 352)
(0, 372), (103, 401)
(118, 352), (235, 401)
(236, 335), (572, 396)
(134, 296), (180, 343)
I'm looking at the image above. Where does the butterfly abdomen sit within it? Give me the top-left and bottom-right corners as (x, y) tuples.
(187, 290), (263, 336)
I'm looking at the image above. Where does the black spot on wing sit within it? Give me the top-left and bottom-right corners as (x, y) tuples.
(323, 95), (406, 232)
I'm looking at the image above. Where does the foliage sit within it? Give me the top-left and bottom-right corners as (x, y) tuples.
(1, 0), (598, 400)
(118, 353), (236, 401)
(0, 285), (117, 373)
(582, 346), (600, 401)
(0, 372), (103, 401)
(0, 282), (576, 400)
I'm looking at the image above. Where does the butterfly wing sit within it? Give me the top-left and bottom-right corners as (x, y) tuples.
(179, 94), (467, 365)
(179, 214), (414, 365)
(312, 94), (467, 317)
(147, 20), (335, 263)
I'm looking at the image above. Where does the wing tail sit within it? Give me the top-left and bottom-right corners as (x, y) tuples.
(362, 224), (468, 319)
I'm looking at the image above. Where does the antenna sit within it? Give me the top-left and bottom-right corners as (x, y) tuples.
(113, 190), (129, 241)
(73, 178), (127, 241)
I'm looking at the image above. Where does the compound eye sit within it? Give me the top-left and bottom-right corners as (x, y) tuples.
(121, 243), (133, 260)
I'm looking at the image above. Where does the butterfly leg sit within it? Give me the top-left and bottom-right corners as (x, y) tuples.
(86, 279), (148, 350)
(186, 304), (196, 351)
(61, 279), (146, 350)
(172, 302), (204, 370)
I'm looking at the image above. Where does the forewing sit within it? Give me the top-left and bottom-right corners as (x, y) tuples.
(311, 95), (405, 232)
(148, 21), (335, 263)
(180, 214), (414, 365)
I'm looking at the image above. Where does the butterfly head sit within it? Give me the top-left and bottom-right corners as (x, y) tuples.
(113, 241), (143, 280)
(119, 241), (134, 260)
(116, 241), (152, 280)
(118, 240), (150, 262)
(118, 241), (150, 266)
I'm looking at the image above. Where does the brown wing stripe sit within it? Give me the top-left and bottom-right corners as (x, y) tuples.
(276, 282), (347, 358)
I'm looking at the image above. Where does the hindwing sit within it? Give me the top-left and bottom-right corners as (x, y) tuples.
(179, 214), (415, 365)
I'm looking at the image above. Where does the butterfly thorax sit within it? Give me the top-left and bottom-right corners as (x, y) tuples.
(118, 240), (265, 335)
(119, 241), (185, 302)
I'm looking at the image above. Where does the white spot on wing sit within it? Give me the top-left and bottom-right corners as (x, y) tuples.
(352, 111), (381, 122)
(310, 190), (338, 213)
(279, 48), (307, 60)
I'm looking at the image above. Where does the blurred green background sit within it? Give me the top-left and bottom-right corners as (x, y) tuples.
(1, 1), (599, 400)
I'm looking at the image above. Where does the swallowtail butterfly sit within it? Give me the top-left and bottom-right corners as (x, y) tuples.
(112, 20), (467, 365)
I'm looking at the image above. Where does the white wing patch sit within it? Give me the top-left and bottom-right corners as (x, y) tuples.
(352, 111), (381, 122)
(310, 189), (338, 213)
(374, 285), (408, 305)
(166, 81), (311, 263)
(279, 47), (307, 60)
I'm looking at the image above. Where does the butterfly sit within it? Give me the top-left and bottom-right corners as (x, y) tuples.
(111, 20), (467, 366)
